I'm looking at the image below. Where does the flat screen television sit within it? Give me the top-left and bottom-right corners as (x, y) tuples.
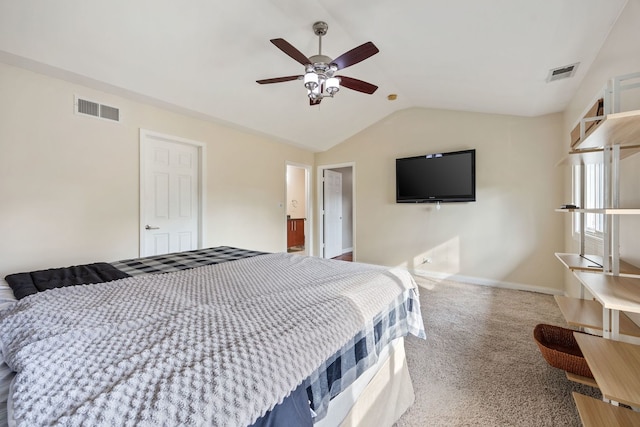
(396, 149), (476, 203)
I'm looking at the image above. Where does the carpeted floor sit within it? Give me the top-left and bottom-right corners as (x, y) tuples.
(394, 276), (599, 427)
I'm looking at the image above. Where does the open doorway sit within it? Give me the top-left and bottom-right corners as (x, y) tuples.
(286, 163), (311, 256)
(318, 163), (355, 261)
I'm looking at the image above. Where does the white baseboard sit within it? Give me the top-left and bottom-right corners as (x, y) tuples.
(410, 269), (564, 296)
(342, 247), (353, 254)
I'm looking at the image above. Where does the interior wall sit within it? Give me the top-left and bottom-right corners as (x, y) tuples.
(0, 62), (314, 278)
(562, 0), (640, 297)
(316, 108), (566, 293)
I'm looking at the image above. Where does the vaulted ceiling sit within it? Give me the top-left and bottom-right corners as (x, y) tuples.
(0, 0), (629, 151)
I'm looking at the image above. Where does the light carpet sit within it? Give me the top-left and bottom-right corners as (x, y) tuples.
(395, 276), (599, 427)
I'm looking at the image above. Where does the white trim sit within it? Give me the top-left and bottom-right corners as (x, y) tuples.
(411, 269), (564, 296)
(285, 161), (313, 256)
(139, 129), (207, 256)
(317, 162), (356, 260)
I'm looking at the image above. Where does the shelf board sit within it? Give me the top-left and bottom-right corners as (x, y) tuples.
(554, 295), (640, 337)
(573, 271), (640, 314)
(573, 109), (640, 150)
(555, 253), (603, 272)
(556, 144), (640, 166)
(555, 208), (640, 215)
(566, 373), (598, 388)
(573, 392), (640, 427)
(574, 333), (640, 407)
(619, 260), (640, 276)
(554, 253), (640, 276)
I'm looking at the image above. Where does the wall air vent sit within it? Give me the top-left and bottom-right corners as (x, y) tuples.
(75, 96), (120, 122)
(546, 63), (579, 82)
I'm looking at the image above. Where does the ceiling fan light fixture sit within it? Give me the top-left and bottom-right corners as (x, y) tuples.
(308, 84), (321, 99)
(326, 77), (340, 95)
(304, 71), (319, 90)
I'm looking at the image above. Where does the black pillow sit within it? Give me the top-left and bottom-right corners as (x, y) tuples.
(5, 262), (130, 300)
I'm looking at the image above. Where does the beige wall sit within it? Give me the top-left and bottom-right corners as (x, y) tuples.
(562, 0), (640, 297)
(316, 108), (566, 293)
(0, 62), (313, 278)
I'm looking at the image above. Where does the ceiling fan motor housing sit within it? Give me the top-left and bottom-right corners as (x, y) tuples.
(308, 55), (335, 72)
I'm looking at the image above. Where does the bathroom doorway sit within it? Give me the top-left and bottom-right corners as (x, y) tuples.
(286, 163), (311, 256)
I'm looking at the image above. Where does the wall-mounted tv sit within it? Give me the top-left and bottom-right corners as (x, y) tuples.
(396, 149), (476, 203)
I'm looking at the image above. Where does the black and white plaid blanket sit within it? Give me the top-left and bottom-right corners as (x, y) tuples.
(110, 246), (267, 276)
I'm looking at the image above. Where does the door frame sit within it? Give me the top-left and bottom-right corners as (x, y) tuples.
(285, 161), (312, 256)
(317, 162), (356, 260)
(139, 129), (207, 257)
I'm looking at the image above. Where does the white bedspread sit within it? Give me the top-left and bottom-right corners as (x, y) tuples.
(0, 253), (418, 426)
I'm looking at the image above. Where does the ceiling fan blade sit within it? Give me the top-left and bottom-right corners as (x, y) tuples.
(332, 42), (379, 70)
(337, 76), (378, 94)
(256, 75), (302, 84)
(270, 38), (311, 66)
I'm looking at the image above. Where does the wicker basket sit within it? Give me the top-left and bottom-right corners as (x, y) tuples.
(533, 324), (594, 379)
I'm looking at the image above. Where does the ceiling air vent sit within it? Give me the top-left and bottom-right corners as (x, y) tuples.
(546, 63), (579, 82)
(75, 96), (120, 122)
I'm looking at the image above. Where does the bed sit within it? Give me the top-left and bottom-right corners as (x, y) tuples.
(0, 247), (425, 426)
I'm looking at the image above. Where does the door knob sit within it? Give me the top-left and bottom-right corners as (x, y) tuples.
(145, 225), (160, 230)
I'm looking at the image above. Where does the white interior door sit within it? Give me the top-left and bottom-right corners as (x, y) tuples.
(324, 169), (343, 258)
(141, 131), (202, 256)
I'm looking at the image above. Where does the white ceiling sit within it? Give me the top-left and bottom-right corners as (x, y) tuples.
(0, 0), (629, 152)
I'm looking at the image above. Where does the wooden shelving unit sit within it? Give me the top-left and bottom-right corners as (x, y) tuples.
(553, 73), (640, 424)
(554, 78), (640, 334)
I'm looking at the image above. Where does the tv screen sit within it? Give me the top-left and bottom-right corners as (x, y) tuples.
(396, 149), (476, 203)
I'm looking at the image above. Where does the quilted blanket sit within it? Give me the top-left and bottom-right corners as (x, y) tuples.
(0, 253), (421, 426)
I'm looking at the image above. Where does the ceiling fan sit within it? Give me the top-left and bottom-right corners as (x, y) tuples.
(256, 21), (379, 105)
